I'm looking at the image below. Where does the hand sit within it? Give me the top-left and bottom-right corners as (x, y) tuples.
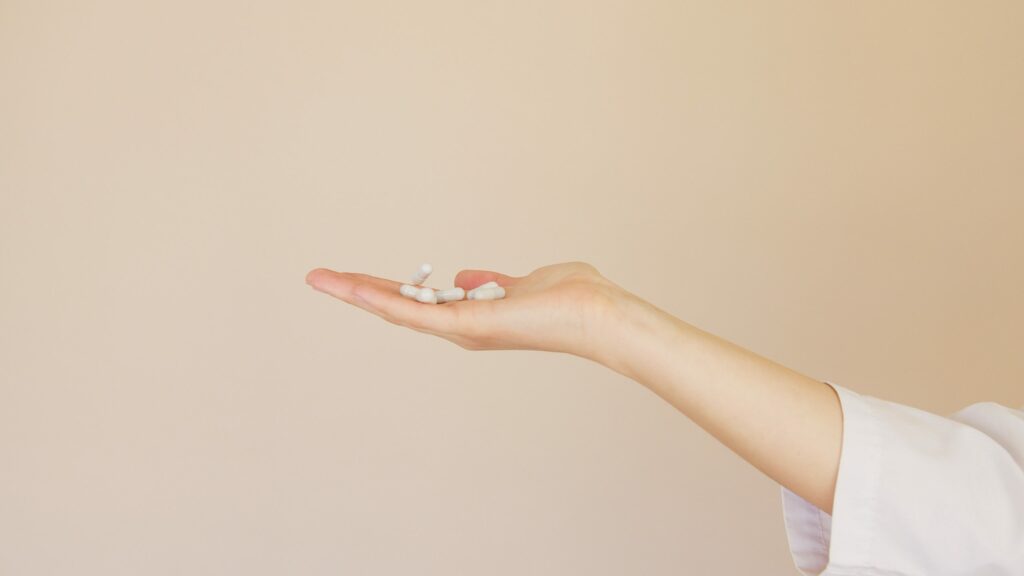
(305, 261), (628, 363)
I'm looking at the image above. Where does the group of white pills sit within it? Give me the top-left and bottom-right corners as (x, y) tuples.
(398, 263), (506, 304)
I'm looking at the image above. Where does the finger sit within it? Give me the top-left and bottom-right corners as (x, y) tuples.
(306, 268), (357, 299)
(454, 269), (519, 290)
(305, 269), (402, 312)
(307, 268), (493, 338)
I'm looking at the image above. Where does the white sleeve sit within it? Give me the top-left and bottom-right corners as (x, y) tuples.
(781, 380), (1024, 576)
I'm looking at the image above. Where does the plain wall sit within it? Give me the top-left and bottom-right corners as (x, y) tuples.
(1, 1), (1021, 574)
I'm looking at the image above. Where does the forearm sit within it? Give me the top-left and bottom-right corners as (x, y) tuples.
(596, 293), (843, 513)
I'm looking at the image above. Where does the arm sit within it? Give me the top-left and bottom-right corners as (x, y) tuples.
(305, 261), (843, 513)
(603, 292), (843, 513)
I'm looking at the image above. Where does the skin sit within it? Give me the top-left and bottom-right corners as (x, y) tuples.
(305, 261), (843, 514)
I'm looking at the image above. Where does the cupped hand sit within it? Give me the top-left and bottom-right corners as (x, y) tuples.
(305, 261), (629, 362)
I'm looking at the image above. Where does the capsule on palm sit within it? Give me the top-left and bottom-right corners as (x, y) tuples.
(468, 286), (505, 301)
(435, 287), (465, 303)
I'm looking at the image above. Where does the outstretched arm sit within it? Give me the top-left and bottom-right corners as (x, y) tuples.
(305, 262), (842, 513)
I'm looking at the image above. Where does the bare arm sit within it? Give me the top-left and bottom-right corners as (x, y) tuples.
(604, 293), (843, 513)
(306, 262), (843, 513)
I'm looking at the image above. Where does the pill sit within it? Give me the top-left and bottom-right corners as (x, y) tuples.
(415, 287), (437, 304)
(410, 263), (433, 285)
(466, 280), (499, 299)
(468, 286), (505, 301)
(399, 284), (419, 299)
(435, 287), (465, 303)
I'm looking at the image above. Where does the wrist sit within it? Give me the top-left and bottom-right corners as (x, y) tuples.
(588, 288), (681, 382)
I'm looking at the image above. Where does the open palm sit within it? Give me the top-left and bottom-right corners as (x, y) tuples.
(305, 261), (625, 361)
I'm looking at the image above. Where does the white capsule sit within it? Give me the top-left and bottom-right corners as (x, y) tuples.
(414, 287), (437, 304)
(435, 287), (465, 303)
(399, 284), (419, 299)
(466, 280), (499, 299)
(410, 263), (433, 285)
(468, 286), (505, 301)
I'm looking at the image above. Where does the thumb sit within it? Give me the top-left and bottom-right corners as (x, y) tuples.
(454, 269), (519, 290)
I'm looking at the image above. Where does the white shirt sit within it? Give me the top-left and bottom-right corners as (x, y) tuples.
(782, 381), (1024, 575)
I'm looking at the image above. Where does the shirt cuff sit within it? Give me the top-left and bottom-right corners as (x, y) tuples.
(780, 380), (1024, 575)
(781, 380), (890, 576)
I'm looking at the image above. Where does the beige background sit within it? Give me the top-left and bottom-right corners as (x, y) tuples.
(1, 1), (1022, 574)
